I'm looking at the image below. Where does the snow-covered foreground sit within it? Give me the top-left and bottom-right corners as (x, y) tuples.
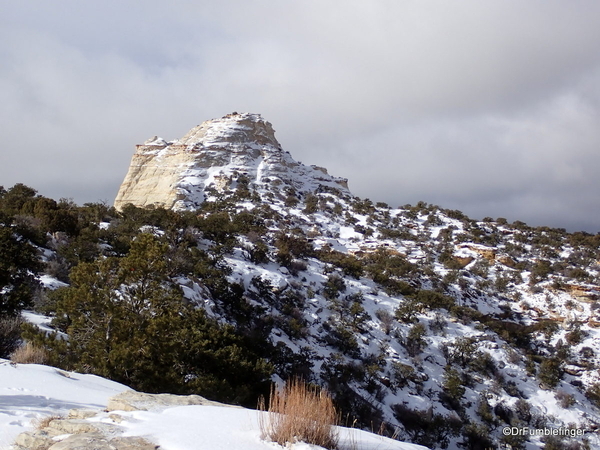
(0, 360), (127, 448)
(0, 361), (427, 450)
(118, 404), (426, 450)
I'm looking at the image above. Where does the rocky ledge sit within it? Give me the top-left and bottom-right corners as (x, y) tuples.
(13, 390), (237, 450)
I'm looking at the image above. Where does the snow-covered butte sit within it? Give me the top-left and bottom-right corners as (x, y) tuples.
(114, 112), (349, 211)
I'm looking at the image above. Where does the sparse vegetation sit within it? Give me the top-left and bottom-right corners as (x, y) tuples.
(33, 414), (63, 430)
(0, 316), (23, 358)
(259, 379), (338, 449)
(3, 179), (600, 449)
(10, 342), (48, 365)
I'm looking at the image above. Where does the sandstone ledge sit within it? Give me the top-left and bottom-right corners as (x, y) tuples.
(13, 391), (238, 450)
(106, 389), (239, 412)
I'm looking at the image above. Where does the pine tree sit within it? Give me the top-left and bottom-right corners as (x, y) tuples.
(28, 233), (272, 406)
(0, 216), (41, 316)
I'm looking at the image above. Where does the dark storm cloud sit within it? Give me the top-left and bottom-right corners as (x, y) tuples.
(2, 1), (600, 231)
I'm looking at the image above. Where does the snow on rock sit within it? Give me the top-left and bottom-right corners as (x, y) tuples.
(106, 390), (235, 412)
(114, 112), (349, 211)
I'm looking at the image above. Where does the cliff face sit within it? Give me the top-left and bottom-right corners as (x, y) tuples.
(114, 113), (349, 210)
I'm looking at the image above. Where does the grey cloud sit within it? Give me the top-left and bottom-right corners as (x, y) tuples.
(2, 1), (600, 231)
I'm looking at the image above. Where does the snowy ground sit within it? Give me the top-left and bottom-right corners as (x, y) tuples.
(0, 360), (427, 450)
(0, 360), (127, 448)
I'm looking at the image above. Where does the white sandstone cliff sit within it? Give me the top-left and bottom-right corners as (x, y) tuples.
(114, 112), (349, 210)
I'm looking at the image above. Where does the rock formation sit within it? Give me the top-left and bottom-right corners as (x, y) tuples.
(12, 391), (237, 450)
(114, 112), (349, 211)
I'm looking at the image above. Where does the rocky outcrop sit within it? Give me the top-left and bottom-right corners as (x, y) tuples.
(497, 255), (517, 268)
(13, 391), (237, 450)
(106, 390), (239, 412)
(13, 422), (156, 450)
(458, 243), (497, 261)
(565, 283), (600, 302)
(453, 255), (475, 268)
(114, 112), (350, 211)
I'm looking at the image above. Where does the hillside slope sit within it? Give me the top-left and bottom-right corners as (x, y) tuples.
(3, 114), (600, 449)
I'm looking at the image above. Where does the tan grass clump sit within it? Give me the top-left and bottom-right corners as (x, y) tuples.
(259, 378), (339, 449)
(10, 342), (48, 365)
(33, 414), (62, 430)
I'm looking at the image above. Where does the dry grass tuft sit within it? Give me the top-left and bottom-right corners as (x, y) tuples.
(259, 378), (339, 449)
(33, 414), (62, 430)
(10, 342), (48, 365)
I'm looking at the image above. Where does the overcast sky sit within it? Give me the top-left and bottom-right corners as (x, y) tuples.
(2, 1), (600, 232)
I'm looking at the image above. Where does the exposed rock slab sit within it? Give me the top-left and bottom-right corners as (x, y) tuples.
(109, 436), (159, 450)
(47, 418), (121, 436)
(106, 390), (239, 412)
(13, 391), (241, 449)
(13, 429), (60, 450)
(47, 433), (158, 450)
(47, 433), (112, 450)
(67, 409), (99, 420)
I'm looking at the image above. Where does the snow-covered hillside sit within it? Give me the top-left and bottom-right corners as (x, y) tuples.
(4, 113), (600, 449)
(197, 192), (600, 449)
